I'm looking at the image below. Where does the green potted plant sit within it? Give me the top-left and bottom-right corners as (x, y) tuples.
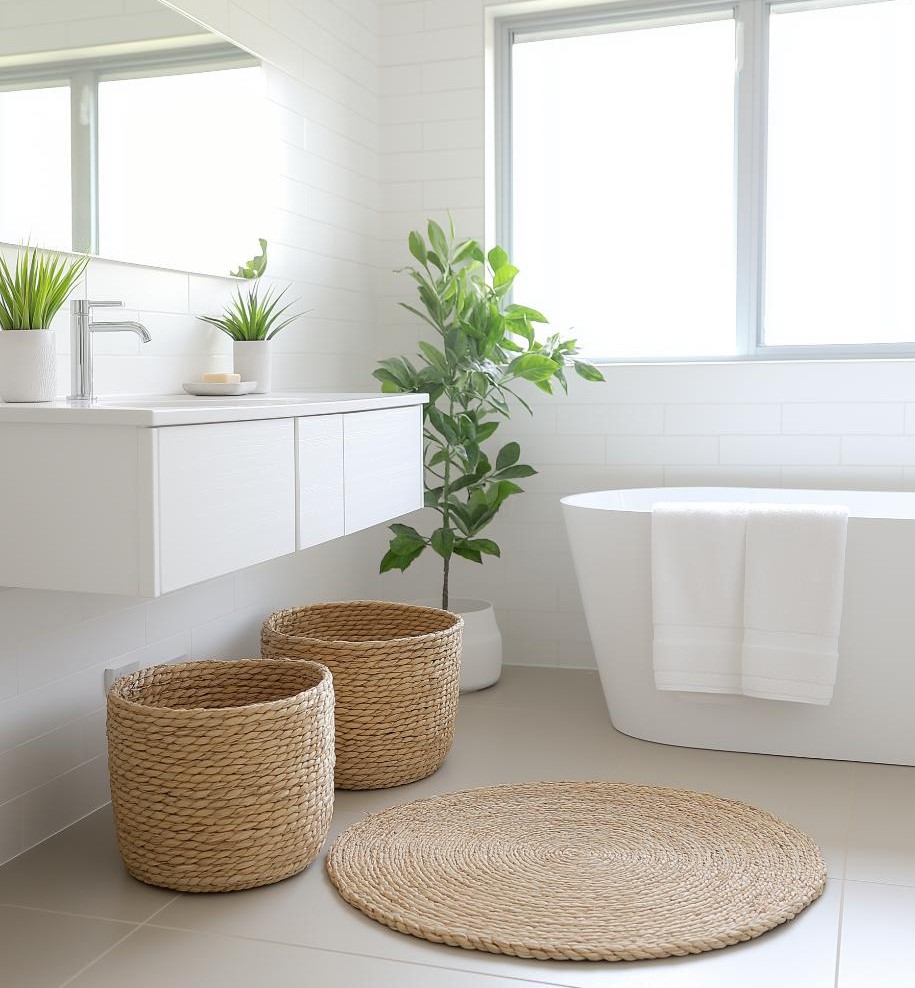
(0, 245), (88, 402)
(374, 220), (605, 690)
(200, 240), (303, 393)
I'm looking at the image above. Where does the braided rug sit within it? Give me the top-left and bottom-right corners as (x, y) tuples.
(326, 781), (826, 962)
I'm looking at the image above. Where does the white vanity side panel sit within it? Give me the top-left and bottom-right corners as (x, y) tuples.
(0, 424), (140, 594)
(344, 404), (423, 535)
(296, 415), (344, 550)
(136, 428), (160, 597)
(157, 419), (296, 594)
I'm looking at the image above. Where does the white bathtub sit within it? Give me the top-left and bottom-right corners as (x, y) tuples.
(562, 487), (915, 766)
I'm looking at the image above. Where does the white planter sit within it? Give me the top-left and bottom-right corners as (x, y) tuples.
(233, 340), (271, 394)
(415, 596), (502, 692)
(0, 329), (57, 402)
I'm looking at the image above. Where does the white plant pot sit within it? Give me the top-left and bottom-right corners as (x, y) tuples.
(415, 596), (502, 692)
(233, 340), (271, 394)
(0, 329), (57, 402)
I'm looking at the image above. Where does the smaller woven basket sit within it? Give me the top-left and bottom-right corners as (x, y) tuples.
(262, 601), (463, 790)
(107, 659), (334, 892)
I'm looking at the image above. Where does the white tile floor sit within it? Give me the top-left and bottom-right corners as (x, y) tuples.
(1, 666), (912, 987)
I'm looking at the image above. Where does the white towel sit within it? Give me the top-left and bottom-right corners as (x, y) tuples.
(741, 505), (848, 705)
(651, 502), (749, 695)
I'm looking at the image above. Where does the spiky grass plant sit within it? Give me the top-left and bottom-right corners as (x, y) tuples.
(0, 246), (89, 330)
(200, 284), (303, 341)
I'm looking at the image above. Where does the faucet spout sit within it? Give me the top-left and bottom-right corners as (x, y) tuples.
(90, 320), (152, 344)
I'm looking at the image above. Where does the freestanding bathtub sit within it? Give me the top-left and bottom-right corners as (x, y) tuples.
(562, 487), (915, 766)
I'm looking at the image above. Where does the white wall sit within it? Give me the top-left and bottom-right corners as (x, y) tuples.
(367, 0), (915, 668)
(0, 0), (382, 864)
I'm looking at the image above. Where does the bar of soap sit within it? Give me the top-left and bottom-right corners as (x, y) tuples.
(202, 373), (241, 384)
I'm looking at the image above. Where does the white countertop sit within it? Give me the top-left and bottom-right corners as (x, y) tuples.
(0, 391), (428, 427)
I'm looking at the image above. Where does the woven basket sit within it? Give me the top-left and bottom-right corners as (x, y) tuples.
(261, 601), (463, 790)
(107, 659), (335, 892)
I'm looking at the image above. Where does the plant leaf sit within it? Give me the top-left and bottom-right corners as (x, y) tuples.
(430, 527), (455, 559)
(495, 441), (520, 471)
(574, 360), (606, 382)
(408, 230), (428, 265)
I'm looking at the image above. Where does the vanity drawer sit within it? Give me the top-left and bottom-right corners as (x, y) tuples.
(296, 415), (345, 549)
(156, 419), (296, 593)
(343, 405), (423, 535)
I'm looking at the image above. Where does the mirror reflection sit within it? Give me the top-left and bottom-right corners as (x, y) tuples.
(0, 0), (266, 276)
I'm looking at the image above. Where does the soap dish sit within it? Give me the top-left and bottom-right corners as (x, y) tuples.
(182, 381), (257, 397)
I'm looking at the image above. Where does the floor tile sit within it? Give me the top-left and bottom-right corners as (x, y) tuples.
(0, 903), (133, 988)
(606, 737), (854, 878)
(463, 667), (606, 719)
(150, 691), (843, 988)
(66, 925), (558, 988)
(836, 881), (915, 987)
(0, 667), (865, 988)
(0, 806), (175, 922)
(846, 762), (915, 886)
(150, 875), (842, 988)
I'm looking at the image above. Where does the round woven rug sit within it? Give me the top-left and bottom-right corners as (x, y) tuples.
(326, 781), (826, 962)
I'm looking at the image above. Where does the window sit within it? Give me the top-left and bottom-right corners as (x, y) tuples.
(500, 0), (915, 359)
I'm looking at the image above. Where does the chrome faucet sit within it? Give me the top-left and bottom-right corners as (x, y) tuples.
(69, 299), (152, 402)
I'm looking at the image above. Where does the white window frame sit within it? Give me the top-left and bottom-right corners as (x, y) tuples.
(0, 43), (256, 257)
(493, 0), (915, 361)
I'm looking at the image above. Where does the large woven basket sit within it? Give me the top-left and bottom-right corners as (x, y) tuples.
(107, 658), (334, 892)
(261, 601), (462, 790)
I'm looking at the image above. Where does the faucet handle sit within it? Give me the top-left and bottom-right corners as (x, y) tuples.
(88, 300), (123, 308)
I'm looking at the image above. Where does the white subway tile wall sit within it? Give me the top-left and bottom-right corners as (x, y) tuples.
(0, 0), (382, 863)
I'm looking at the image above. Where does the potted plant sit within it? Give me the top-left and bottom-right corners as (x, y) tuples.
(375, 220), (604, 691)
(0, 245), (88, 402)
(200, 240), (303, 393)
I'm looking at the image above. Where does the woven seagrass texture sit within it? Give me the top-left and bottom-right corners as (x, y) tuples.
(261, 601), (462, 790)
(107, 659), (335, 892)
(327, 781), (827, 962)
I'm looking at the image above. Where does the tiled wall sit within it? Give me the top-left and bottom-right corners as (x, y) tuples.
(0, 0), (382, 864)
(366, 0), (915, 668)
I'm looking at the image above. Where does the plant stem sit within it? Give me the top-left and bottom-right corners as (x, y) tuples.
(441, 389), (455, 611)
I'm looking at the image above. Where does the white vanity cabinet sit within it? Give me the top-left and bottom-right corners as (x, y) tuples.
(0, 394), (425, 596)
(295, 414), (345, 550)
(156, 419), (297, 593)
(343, 405), (424, 534)
(294, 404), (424, 547)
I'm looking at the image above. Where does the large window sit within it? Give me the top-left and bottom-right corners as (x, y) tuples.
(501, 0), (915, 359)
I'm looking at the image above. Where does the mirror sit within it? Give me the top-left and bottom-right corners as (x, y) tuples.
(0, 0), (267, 276)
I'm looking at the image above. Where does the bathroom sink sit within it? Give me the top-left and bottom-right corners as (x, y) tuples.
(0, 391), (428, 426)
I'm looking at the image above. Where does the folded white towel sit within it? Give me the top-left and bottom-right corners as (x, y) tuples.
(651, 502), (749, 695)
(741, 504), (848, 705)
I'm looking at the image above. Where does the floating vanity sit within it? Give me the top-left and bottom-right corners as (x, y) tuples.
(0, 393), (426, 596)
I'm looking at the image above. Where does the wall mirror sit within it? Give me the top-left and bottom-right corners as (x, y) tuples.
(0, 0), (267, 277)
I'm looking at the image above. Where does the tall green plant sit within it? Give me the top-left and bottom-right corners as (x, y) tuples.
(375, 219), (605, 610)
(0, 245), (89, 330)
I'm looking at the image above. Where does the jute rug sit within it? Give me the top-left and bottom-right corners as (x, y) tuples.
(326, 781), (826, 962)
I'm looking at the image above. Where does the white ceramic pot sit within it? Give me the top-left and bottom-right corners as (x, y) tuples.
(0, 329), (57, 402)
(233, 339), (271, 394)
(415, 596), (502, 692)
